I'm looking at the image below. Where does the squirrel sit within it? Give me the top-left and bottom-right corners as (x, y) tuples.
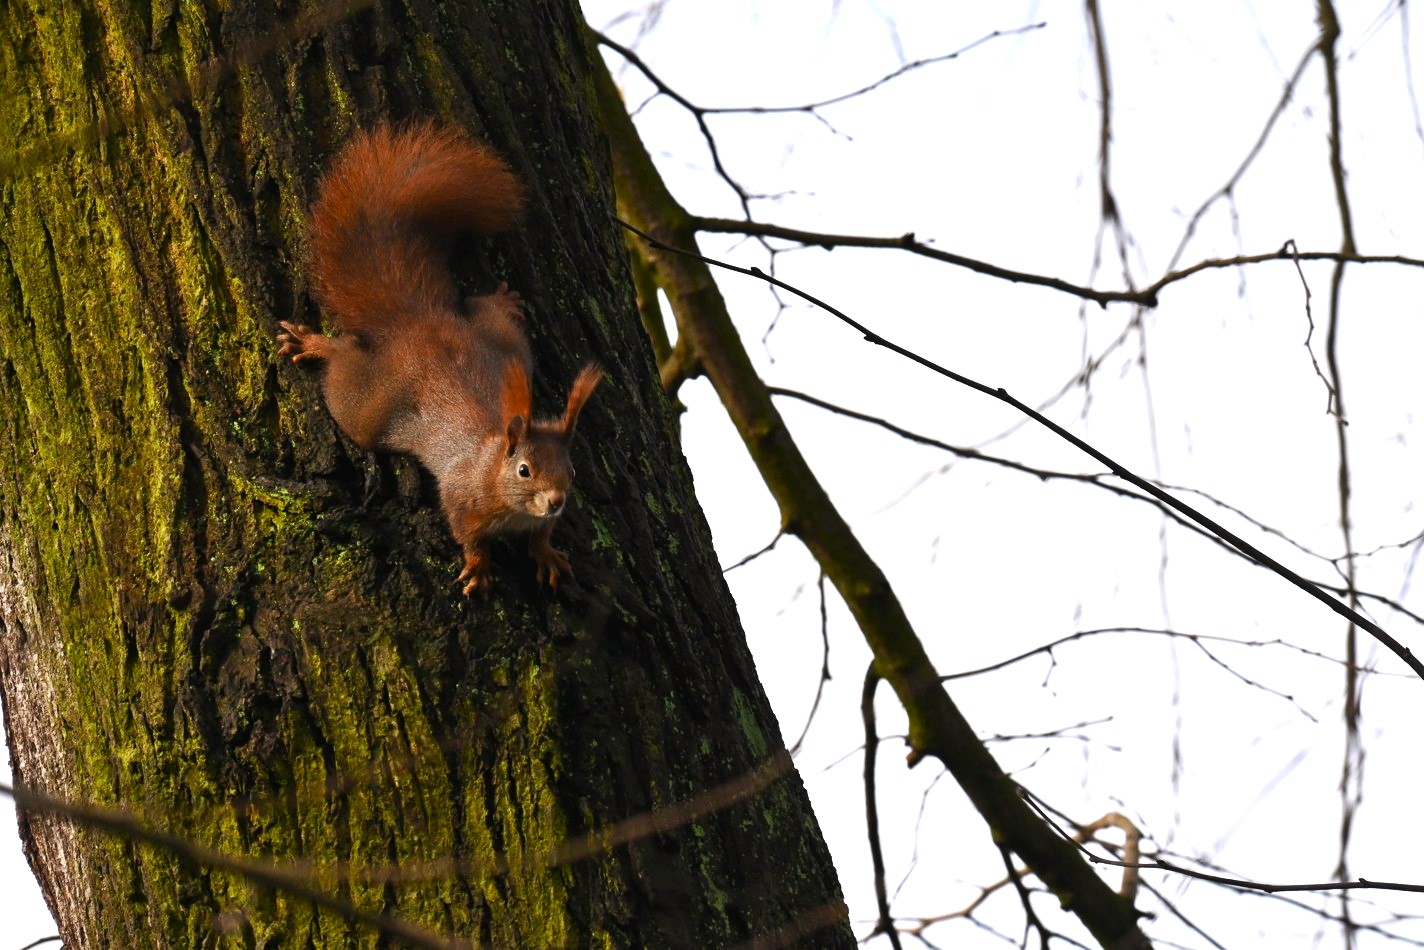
(277, 122), (602, 595)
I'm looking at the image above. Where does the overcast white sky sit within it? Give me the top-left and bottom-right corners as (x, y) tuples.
(582, 1), (1424, 946)
(6, 2), (1424, 947)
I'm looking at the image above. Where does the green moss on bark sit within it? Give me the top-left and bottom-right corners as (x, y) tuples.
(0, 1), (852, 947)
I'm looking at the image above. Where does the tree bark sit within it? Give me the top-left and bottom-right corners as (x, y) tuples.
(0, 1), (852, 946)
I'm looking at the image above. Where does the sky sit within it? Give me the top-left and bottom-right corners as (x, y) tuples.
(5, 1), (1424, 947)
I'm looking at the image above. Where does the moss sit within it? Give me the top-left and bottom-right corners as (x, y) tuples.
(238, 476), (320, 516)
(1, 3), (852, 946)
(730, 689), (769, 761)
(588, 513), (618, 553)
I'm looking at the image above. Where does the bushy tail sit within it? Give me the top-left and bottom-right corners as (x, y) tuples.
(307, 122), (526, 336)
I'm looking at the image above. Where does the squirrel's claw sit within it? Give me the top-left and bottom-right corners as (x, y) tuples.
(457, 549), (492, 597)
(458, 567), (489, 597)
(530, 542), (572, 590)
(276, 322), (326, 363)
(464, 282), (525, 324)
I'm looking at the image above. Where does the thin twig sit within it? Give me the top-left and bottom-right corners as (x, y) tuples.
(788, 573), (833, 757)
(593, 29), (755, 217)
(998, 842), (1052, 949)
(861, 665), (903, 950)
(699, 23), (1047, 116)
(1161, 43), (1317, 274)
(723, 531), (784, 572)
(1020, 788), (1424, 896)
(1284, 239), (1339, 414)
(622, 221), (1424, 682)
(1137, 880), (1230, 950)
(692, 217), (1424, 308)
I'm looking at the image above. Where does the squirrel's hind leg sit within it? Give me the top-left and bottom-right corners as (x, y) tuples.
(278, 323), (399, 450)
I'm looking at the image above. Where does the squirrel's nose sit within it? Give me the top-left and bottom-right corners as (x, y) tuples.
(546, 492), (565, 515)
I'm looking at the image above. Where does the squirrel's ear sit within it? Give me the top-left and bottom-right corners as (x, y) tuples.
(500, 361), (533, 426)
(559, 364), (603, 438)
(505, 415), (526, 456)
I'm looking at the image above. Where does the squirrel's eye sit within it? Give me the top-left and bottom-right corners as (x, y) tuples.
(518, 463), (531, 478)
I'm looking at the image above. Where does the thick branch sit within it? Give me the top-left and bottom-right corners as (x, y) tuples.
(592, 46), (1151, 950)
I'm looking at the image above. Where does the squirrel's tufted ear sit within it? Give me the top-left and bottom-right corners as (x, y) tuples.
(505, 415), (527, 456)
(559, 364), (603, 438)
(500, 360), (532, 425)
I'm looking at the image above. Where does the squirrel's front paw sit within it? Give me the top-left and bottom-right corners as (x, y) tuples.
(457, 550), (492, 597)
(465, 282), (525, 324)
(276, 322), (328, 363)
(489, 281), (524, 315)
(530, 540), (572, 590)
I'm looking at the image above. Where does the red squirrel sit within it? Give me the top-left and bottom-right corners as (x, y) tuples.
(277, 123), (602, 595)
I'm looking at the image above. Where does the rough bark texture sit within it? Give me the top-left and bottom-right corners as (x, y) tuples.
(0, 1), (852, 946)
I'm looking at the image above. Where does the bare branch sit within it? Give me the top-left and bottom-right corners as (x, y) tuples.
(788, 573), (833, 757)
(17, 938), (63, 950)
(593, 29), (757, 217)
(698, 23), (1048, 116)
(1316, 3), (1365, 941)
(1079, 814), (1142, 905)
(1021, 788), (1424, 896)
(1162, 43), (1317, 274)
(723, 531), (785, 572)
(624, 222), (1424, 681)
(861, 666), (904, 950)
(604, 54), (1152, 946)
(998, 842), (1052, 949)
(1136, 880), (1230, 950)
(693, 217), (1424, 309)
(1284, 239), (1340, 415)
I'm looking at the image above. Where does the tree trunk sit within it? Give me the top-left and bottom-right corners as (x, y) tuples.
(0, 1), (852, 946)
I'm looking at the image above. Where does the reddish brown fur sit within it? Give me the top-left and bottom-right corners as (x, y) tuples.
(307, 122), (526, 336)
(278, 123), (600, 594)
